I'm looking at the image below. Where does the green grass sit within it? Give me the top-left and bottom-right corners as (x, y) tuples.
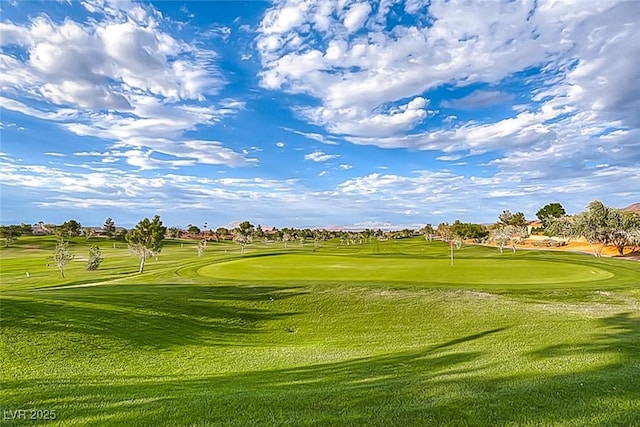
(1, 236), (639, 426)
(198, 254), (614, 285)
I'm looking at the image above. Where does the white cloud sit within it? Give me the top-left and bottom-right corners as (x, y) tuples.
(304, 150), (339, 162)
(276, 141), (285, 148)
(1, 93), (250, 171)
(39, 80), (132, 110)
(1, 13), (222, 108)
(285, 128), (339, 145)
(119, 150), (193, 170)
(0, 155), (295, 205)
(404, 0), (427, 15)
(0, 1), (248, 169)
(256, 0), (640, 184)
(301, 96), (431, 137)
(338, 164), (352, 170)
(436, 154), (465, 162)
(256, 0), (566, 138)
(74, 151), (105, 157)
(1, 146), (637, 226)
(342, 3), (371, 34)
(219, 98), (246, 111)
(260, 2), (310, 35)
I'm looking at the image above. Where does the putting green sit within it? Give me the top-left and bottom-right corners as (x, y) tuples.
(198, 254), (614, 285)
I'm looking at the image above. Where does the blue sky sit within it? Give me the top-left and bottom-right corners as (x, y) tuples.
(1, 0), (638, 229)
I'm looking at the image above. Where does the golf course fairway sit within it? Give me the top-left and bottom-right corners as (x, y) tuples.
(1, 237), (639, 426)
(198, 254), (614, 285)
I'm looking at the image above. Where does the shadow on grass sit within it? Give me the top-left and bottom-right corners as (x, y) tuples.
(1, 285), (305, 349)
(530, 311), (639, 359)
(2, 315), (638, 426)
(0, 329), (499, 426)
(3, 313), (640, 426)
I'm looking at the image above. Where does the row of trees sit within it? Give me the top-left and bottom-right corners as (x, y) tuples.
(169, 224), (404, 244)
(0, 224), (32, 247)
(547, 200), (640, 257)
(420, 201), (639, 257)
(50, 215), (166, 277)
(481, 201), (638, 256)
(0, 217), (125, 248)
(9, 200), (640, 278)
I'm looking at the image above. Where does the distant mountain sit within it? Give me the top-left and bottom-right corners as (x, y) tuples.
(218, 221), (241, 230)
(622, 203), (640, 212)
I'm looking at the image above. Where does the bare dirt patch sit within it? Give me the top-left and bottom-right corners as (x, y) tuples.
(481, 240), (639, 259)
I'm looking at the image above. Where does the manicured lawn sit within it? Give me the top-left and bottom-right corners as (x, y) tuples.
(1, 237), (639, 426)
(198, 254), (613, 285)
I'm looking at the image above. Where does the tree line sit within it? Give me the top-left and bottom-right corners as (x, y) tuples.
(546, 200), (640, 257)
(2, 200), (638, 277)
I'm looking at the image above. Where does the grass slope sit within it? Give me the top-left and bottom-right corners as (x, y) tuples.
(1, 236), (639, 426)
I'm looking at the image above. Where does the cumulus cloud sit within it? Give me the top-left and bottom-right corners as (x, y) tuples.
(342, 3), (371, 34)
(1, 14), (222, 107)
(256, 0), (561, 138)
(300, 96), (431, 137)
(0, 1), (248, 168)
(256, 0), (640, 183)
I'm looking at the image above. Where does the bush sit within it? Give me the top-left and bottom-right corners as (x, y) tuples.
(531, 239), (567, 247)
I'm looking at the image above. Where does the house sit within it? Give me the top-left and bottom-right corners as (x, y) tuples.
(527, 220), (543, 235)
